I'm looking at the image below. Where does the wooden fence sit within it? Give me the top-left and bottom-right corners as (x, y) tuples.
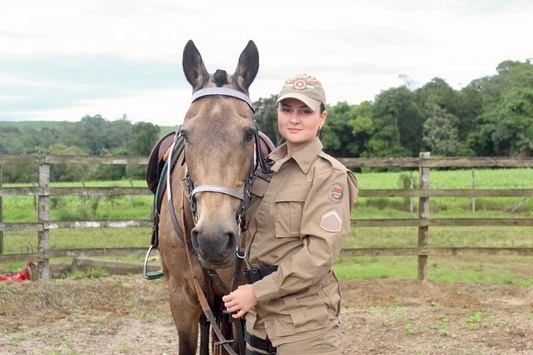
(0, 154), (532, 282)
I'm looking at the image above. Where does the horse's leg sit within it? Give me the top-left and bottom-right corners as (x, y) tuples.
(199, 313), (210, 355)
(168, 278), (202, 355)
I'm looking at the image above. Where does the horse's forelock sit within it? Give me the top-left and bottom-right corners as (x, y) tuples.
(211, 69), (251, 95)
(213, 70), (228, 87)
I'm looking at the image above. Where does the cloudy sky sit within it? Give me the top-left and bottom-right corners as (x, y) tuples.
(1, 0), (532, 126)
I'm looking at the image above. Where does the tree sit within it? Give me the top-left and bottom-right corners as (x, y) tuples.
(422, 100), (460, 156)
(477, 87), (533, 156)
(412, 77), (487, 156)
(467, 60), (533, 156)
(106, 118), (133, 153)
(456, 86), (483, 142)
(0, 127), (25, 155)
(128, 122), (160, 156)
(347, 100), (374, 157)
(415, 78), (461, 116)
(49, 144), (90, 182)
(253, 95), (282, 145)
(321, 101), (373, 158)
(369, 87), (419, 157)
(321, 101), (356, 157)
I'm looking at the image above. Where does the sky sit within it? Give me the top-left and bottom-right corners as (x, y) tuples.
(1, 0), (532, 127)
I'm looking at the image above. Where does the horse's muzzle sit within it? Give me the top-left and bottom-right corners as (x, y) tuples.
(190, 225), (238, 268)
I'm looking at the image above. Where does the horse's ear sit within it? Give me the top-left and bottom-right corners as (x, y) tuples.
(182, 40), (209, 90)
(233, 40), (259, 93)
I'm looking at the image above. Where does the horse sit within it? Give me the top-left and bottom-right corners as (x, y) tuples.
(150, 40), (268, 355)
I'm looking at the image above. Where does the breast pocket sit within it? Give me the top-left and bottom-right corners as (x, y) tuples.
(274, 184), (310, 238)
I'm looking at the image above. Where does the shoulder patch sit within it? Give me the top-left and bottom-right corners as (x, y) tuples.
(328, 182), (345, 203)
(320, 210), (342, 232)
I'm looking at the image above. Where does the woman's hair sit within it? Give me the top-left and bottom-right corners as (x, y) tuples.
(276, 101), (327, 114)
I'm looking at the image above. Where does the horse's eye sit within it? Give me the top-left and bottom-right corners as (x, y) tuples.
(244, 129), (255, 143)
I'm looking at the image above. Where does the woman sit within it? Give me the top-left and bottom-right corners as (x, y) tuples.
(223, 73), (358, 354)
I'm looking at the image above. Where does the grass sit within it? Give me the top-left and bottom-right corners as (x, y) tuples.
(356, 167), (533, 218)
(67, 267), (110, 279)
(333, 255), (532, 286)
(1, 168), (532, 284)
(2, 228), (151, 255)
(2, 167), (531, 221)
(1, 194), (153, 222)
(334, 256), (418, 280)
(357, 167), (532, 189)
(344, 225), (533, 248)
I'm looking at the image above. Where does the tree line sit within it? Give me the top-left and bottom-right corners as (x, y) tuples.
(1, 59), (531, 183)
(255, 59), (532, 159)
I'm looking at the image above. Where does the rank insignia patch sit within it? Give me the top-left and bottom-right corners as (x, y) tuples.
(320, 210), (342, 232)
(328, 182), (345, 203)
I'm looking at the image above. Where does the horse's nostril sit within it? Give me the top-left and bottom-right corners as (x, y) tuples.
(189, 222), (239, 268)
(226, 232), (236, 250)
(191, 230), (200, 251)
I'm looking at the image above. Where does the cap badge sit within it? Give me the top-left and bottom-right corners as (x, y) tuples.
(287, 79), (315, 91)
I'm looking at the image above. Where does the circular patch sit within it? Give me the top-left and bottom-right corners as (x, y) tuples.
(328, 182), (344, 203)
(294, 79), (307, 90)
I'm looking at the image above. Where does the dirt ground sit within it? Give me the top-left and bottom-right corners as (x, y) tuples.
(0, 276), (531, 355)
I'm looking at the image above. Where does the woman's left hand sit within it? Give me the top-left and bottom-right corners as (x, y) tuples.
(222, 284), (258, 318)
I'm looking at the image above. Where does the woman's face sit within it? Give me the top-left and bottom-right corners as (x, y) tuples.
(277, 98), (327, 154)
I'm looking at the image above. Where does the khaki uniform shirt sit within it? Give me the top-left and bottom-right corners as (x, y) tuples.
(243, 137), (358, 347)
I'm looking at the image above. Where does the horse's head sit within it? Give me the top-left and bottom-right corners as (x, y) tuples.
(180, 40), (259, 268)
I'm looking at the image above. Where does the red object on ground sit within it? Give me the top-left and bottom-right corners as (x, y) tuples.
(0, 261), (37, 282)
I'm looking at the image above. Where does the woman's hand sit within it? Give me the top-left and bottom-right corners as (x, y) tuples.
(222, 284), (258, 318)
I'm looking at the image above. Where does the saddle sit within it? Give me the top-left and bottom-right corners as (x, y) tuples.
(146, 131), (176, 194)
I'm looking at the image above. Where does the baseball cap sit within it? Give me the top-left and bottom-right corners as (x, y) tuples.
(276, 73), (326, 111)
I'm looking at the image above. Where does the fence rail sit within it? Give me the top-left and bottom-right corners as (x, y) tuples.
(0, 154), (532, 282)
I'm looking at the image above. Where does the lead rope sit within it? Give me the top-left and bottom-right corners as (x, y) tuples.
(232, 231), (247, 355)
(179, 189), (239, 355)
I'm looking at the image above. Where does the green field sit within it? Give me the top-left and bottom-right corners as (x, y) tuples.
(1, 168), (532, 284)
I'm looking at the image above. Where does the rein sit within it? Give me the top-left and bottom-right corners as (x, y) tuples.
(163, 87), (261, 355)
(179, 189), (239, 355)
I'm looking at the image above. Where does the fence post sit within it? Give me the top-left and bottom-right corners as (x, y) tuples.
(418, 152), (431, 283)
(471, 169), (476, 213)
(409, 171), (414, 213)
(38, 155), (51, 280)
(0, 164), (3, 255)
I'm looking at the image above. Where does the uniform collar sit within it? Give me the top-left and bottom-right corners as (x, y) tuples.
(269, 137), (323, 174)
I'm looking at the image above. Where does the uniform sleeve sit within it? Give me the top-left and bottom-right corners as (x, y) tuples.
(253, 164), (358, 302)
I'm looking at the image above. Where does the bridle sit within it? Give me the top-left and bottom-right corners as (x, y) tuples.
(159, 86), (265, 355)
(166, 87), (263, 239)
(178, 125), (255, 229)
